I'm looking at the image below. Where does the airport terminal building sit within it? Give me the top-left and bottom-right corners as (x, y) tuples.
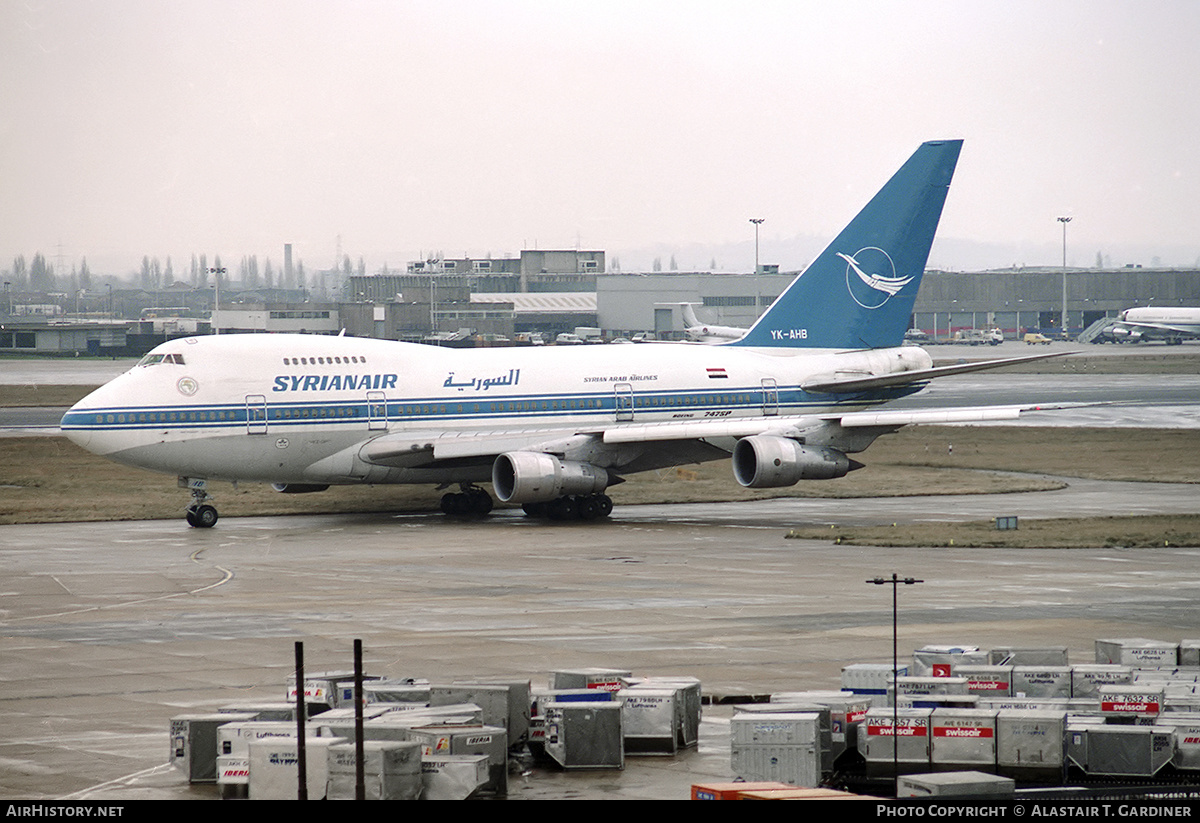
(3, 252), (1200, 354)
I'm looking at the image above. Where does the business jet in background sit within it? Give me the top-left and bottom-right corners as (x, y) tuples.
(678, 303), (748, 343)
(62, 139), (1065, 528)
(1108, 306), (1200, 344)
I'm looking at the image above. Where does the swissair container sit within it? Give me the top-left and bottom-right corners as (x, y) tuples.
(929, 708), (998, 772)
(858, 707), (933, 777)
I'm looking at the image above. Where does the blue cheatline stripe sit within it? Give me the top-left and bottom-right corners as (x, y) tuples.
(61, 386), (891, 433)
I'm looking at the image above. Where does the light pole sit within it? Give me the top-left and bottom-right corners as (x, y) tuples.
(1058, 216), (1071, 337)
(208, 266), (226, 335)
(750, 218), (764, 313)
(867, 573), (924, 795)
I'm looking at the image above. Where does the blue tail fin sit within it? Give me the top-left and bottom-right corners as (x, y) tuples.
(729, 139), (962, 349)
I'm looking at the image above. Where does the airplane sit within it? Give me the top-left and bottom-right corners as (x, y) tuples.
(678, 303), (747, 343)
(62, 139), (1067, 528)
(1106, 306), (1200, 345)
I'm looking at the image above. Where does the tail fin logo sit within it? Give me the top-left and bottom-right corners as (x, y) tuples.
(839, 247), (911, 309)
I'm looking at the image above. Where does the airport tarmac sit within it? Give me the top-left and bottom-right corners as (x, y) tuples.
(2, 348), (1199, 800)
(3, 488), (1200, 800)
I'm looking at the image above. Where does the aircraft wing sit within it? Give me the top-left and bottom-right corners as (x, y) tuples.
(361, 400), (1060, 467)
(801, 350), (1073, 394)
(360, 426), (593, 466)
(600, 404), (1038, 445)
(1121, 320), (1199, 336)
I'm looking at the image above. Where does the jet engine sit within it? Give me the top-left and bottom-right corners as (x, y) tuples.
(492, 452), (609, 503)
(731, 436), (861, 488)
(271, 483), (331, 494)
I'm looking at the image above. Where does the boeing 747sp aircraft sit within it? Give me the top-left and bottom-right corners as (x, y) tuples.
(62, 140), (1061, 527)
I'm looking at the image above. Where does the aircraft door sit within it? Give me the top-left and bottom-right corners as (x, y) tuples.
(245, 394), (268, 434)
(367, 390), (388, 431)
(761, 378), (779, 416)
(614, 382), (634, 422)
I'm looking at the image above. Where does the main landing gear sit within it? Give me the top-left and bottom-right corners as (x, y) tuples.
(521, 493), (613, 521)
(440, 484), (495, 517)
(181, 478), (219, 528)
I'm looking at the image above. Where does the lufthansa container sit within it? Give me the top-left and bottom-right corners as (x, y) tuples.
(995, 710), (1067, 781)
(1012, 666), (1072, 698)
(842, 663), (906, 697)
(989, 647), (1069, 667)
(930, 708), (999, 772)
(624, 676), (702, 748)
(616, 688), (678, 755)
(542, 701), (624, 770)
(1071, 664), (1133, 698)
(895, 676), (969, 698)
(326, 739), (423, 800)
(956, 665), (1012, 698)
(730, 712), (821, 788)
(1067, 724), (1172, 777)
(858, 707), (932, 777)
(215, 720), (296, 795)
(1095, 638), (1179, 668)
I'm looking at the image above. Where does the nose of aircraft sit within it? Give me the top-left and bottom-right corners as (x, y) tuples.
(60, 384), (117, 454)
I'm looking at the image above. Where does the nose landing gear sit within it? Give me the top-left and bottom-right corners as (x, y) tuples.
(181, 477), (219, 528)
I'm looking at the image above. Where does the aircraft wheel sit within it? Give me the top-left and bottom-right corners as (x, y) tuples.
(185, 508), (197, 527)
(191, 505), (218, 529)
(597, 494), (613, 517)
(469, 490), (494, 515)
(549, 496), (577, 521)
(522, 502), (547, 518)
(578, 496), (601, 521)
(440, 493), (460, 514)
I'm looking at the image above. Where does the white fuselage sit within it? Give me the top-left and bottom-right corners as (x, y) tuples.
(62, 334), (932, 486)
(1115, 307), (1200, 340)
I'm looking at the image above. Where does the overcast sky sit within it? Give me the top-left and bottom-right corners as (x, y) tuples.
(3, 0), (1198, 277)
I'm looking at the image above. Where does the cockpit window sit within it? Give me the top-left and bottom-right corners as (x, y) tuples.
(137, 353), (185, 367)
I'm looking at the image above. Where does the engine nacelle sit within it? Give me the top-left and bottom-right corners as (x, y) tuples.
(492, 452), (609, 503)
(732, 436), (858, 488)
(271, 483), (331, 494)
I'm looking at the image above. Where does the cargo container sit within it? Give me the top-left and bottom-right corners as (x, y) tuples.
(731, 712), (822, 788)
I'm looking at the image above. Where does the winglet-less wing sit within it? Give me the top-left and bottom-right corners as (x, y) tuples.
(601, 403), (1053, 446)
(802, 350), (1075, 394)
